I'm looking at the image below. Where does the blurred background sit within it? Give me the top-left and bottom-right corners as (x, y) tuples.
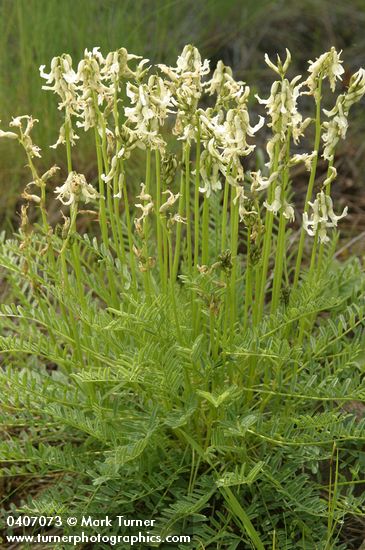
(0, 0), (364, 243)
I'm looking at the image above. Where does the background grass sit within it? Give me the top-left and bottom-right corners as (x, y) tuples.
(0, 0), (364, 233)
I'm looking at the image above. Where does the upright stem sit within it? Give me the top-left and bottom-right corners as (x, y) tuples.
(229, 185), (239, 341)
(122, 165), (137, 291)
(201, 195), (209, 266)
(185, 143), (192, 274)
(318, 158), (335, 273)
(155, 150), (165, 291)
(271, 134), (291, 313)
(293, 77), (323, 288)
(243, 229), (252, 331)
(94, 126), (109, 248)
(194, 123), (201, 270)
(256, 142), (280, 322)
(143, 149), (152, 301)
(94, 126), (117, 304)
(112, 85), (126, 265)
(172, 171), (185, 281)
(221, 172), (230, 252)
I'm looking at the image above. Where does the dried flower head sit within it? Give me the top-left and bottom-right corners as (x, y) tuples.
(55, 171), (98, 206)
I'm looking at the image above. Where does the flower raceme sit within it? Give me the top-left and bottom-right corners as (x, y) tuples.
(303, 191), (348, 244)
(0, 45), (364, 294)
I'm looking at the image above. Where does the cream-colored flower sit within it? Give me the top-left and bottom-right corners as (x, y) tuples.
(136, 182), (152, 202)
(207, 60), (246, 106)
(256, 75), (305, 145)
(0, 128), (17, 139)
(102, 48), (149, 85)
(40, 54), (80, 148)
(134, 201), (154, 231)
(322, 166), (337, 188)
(124, 76), (171, 150)
(9, 116), (41, 158)
(289, 152), (316, 171)
(303, 191), (348, 243)
(158, 45), (209, 141)
(233, 185), (257, 222)
(264, 185), (282, 215)
(264, 48), (291, 78)
(159, 190), (180, 213)
(306, 47), (344, 96)
(250, 170), (279, 193)
(322, 68), (365, 160)
(170, 213), (187, 225)
(199, 150), (222, 197)
(263, 185), (294, 221)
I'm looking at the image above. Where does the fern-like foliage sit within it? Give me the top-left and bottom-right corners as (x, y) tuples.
(1, 228), (364, 549)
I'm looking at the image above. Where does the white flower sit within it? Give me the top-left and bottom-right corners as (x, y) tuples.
(124, 76), (171, 150)
(256, 75), (306, 147)
(9, 116), (41, 158)
(283, 202), (295, 222)
(322, 68), (365, 160)
(102, 48), (149, 85)
(289, 152), (316, 171)
(40, 54), (80, 147)
(303, 191), (348, 243)
(170, 213), (187, 224)
(207, 60), (246, 106)
(198, 97), (263, 189)
(159, 190), (180, 213)
(250, 170), (278, 192)
(75, 48), (111, 131)
(264, 48), (291, 78)
(322, 166), (337, 188)
(306, 47), (344, 96)
(39, 54), (79, 114)
(134, 201), (154, 231)
(199, 150), (222, 197)
(0, 129), (17, 139)
(158, 45), (210, 141)
(264, 185), (282, 215)
(159, 45), (210, 82)
(101, 155), (118, 184)
(233, 185), (257, 222)
(54, 171), (98, 206)
(263, 185), (294, 221)
(136, 182), (152, 202)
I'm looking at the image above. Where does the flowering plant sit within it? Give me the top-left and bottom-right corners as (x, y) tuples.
(1, 46), (364, 548)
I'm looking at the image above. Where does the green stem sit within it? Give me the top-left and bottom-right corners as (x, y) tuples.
(172, 171), (185, 281)
(94, 126), (118, 304)
(94, 126), (109, 248)
(143, 149), (153, 301)
(271, 134), (291, 313)
(256, 142), (280, 322)
(155, 150), (165, 291)
(122, 167), (137, 291)
(221, 176), (230, 252)
(243, 229), (252, 331)
(293, 77), (323, 288)
(201, 195), (209, 266)
(185, 143), (192, 274)
(229, 185), (239, 341)
(194, 122), (201, 269)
